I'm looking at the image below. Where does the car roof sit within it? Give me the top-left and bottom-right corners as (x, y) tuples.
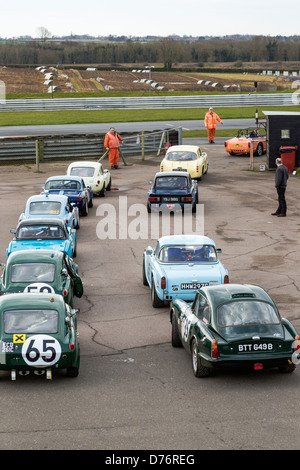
(68, 161), (102, 168)
(0, 292), (65, 311)
(166, 145), (199, 153)
(17, 218), (66, 228)
(26, 194), (69, 203)
(6, 249), (64, 265)
(200, 283), (273, 308)
(154, 171), (190, 178)
(45, 175), (83, 182)
(158, 234), (216, 247)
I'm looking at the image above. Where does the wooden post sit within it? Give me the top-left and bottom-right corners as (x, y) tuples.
(250, 141), (254, 170)
(141, 131), (144, 160)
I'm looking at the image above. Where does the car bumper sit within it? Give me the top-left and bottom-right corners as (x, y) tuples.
(200, 352), (295, 371)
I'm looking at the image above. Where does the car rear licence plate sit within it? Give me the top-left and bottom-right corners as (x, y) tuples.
(162, 197), (179, 202)
(238, 343), (273, 352)
(181, 282), (209, 290)
(233, 144), (243, 148)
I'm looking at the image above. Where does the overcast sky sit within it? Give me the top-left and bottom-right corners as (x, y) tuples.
(2, 0), (300, 38)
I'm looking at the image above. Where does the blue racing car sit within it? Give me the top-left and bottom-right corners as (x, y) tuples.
(143, 234), (229, 308)
(147, 171), (198, 213)
(43, 175), (93, 216)
(7, 218), (77, 259)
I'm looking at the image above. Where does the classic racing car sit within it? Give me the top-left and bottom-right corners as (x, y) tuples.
(0, 249), (83, 307)
(224, 128), (267, 156)
(170, 283), (299, 377)
(19, 193), (80, 230)
(67, 161), (111, 197)
(160, 145), (208, 180)
(43, 175), (93, 216)
(143, 235), (229, 308)
(6, 218), (77, 259)
(147, 171), (198, 213)
(0, 293), (80, 380)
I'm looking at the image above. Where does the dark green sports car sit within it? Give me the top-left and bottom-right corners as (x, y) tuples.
(170, 284), (299, 377)
(0, 250), (83, 307)
(0, 293), (80, 380)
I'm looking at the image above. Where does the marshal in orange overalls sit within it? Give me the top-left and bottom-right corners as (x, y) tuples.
(204, 108), (223, 143)
(104, 128), (123, 168)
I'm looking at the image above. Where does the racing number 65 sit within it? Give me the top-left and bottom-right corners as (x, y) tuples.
(22, 335), (62, 367)
(26, 339), (56, 363)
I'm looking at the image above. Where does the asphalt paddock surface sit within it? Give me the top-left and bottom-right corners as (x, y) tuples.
(0, 142), (299, 451)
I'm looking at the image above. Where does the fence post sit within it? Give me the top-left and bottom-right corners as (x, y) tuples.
(35, 139), (40, 172)
(141, 131), (144, 160)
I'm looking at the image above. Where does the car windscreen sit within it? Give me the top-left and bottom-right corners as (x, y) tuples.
(4, 309), (59, 334)
(45, 180), (81, 190)
(159, 245), (217, 263)
(16, 224), (65, 240)
(70, 167), (95, 177)
(11, 263), (56, 283)
(217, 300), (280, 327)
(29, 201), (61, 215)
(155, 176), (188, 189)
(166, 151), (197, 161)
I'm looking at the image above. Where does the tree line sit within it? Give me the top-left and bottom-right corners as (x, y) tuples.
(0, 36), (300, 68)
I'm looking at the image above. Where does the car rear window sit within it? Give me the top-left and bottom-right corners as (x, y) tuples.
(159, 245), (217, 263)
(29, 201), (61, 215)
(70, 167), (95, 177)
(17, 225), (65, 240)
(166, 151), (197, 161)
(45, 180), (81, 190)
(4, 309), (59, 334)
(217, 300), (280, 327)
(11, 263), (56, 283)
(155, 176), (188, 189)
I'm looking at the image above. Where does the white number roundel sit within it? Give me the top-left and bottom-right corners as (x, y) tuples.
(22, 335), (62, 367)
(24, 283), (55, 294)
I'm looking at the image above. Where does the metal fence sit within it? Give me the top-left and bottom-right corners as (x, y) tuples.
(0, 93), (297, 112)
(0, 128), (181, 163)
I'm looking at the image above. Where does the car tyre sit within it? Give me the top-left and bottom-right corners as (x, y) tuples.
(88, 197), (93, 208)
(191, 338), (211, 377)
(171, 313), (182, 347)
(255, 143), (263, 156)
(106, 178), (112, 191)
(278, 363), (295, 374)
(142, 258), (148, 286)
(67, 367), (79, 377)
(81, 201), (88, 216)
(151, 277), (164, 308)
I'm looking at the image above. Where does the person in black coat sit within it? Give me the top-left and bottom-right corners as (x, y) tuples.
(272, 158), (289, 217)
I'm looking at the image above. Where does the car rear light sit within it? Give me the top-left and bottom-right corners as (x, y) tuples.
(66, 219), (68, 224)
(254, 363), (263, 370)
(181, 196), (193, 202)
(148, 196), (160, 202)
(224, 275), (229, 284)
(70, 342), (75, 351)
(63, 289), (68, 296)
(78, 196), (81, 201)
(295, 335), (300, 350)
(161, 276), (166, 289)
(97, 180), (100, 184)
(196, 166), (199, 173)
(211, 339), (218, 358)
(248, 142), (251, 148)
(160, 166), (163, 171)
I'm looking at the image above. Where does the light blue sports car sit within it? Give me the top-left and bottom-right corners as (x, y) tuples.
(18, 193), (80, 229)
(143, 235), (229, 308)
(6, 218), (77, 259)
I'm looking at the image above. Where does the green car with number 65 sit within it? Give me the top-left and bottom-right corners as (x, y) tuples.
(0, 250), (83, 307)
(0, 293), (80, 380)
(170, 283), (299, 377)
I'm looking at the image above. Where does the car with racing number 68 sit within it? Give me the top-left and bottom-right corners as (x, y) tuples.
(170, 283), (299, 377)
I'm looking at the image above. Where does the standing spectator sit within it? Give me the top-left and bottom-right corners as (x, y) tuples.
(104, 127), (123, 169)
(204, 107), (223, 143)
(272, 157), (289, 217)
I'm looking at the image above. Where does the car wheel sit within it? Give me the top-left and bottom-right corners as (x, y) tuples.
(278, 363), (296, 374)
(171, 313), (182, 347)
(88, 197), (93, 208)
(147, 202), (151, 214)
(99, 186), (105, 197)
(151, 277), (164, 308)
(142, 258), (148, 286)
(81, 201), (88, 216)
(255, 143), (263, 156)
(67, 367), (79, 377)
(191, 338), (210, 377)
(106, 178), (112, 191)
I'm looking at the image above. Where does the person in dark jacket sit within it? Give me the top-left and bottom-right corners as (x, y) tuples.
(272, 158), (289, 217)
